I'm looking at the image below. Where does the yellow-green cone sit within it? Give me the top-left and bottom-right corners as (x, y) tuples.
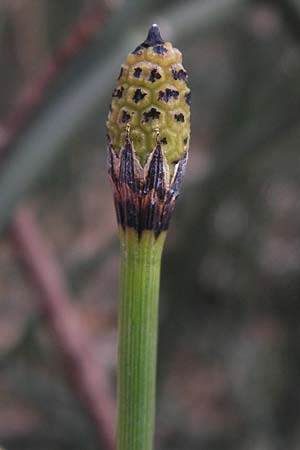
(107, 24), (190, 170)
(107, 25), (190, 238)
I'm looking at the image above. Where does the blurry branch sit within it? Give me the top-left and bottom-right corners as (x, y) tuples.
(0, 3), (107, 164)
(0, 0), (247, 234)
(10, 206), (116, 450)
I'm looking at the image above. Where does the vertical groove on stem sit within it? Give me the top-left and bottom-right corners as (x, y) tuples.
(117, 228), (166, 450)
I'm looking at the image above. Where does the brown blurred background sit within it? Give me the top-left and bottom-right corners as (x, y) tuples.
(0, 0), (300, 449)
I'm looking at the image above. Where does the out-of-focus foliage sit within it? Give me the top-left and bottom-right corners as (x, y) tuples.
(0, 1), (300, 450)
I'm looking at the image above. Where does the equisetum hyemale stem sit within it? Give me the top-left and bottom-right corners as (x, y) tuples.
(106, 24), (190, 450)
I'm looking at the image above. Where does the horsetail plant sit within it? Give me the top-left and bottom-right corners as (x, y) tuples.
(107, 24), (190, 450)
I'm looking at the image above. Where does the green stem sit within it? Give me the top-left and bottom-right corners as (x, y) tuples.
(117, 228), (166, 450)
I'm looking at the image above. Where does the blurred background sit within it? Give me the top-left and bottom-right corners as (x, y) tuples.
(0, 0), (300, 449)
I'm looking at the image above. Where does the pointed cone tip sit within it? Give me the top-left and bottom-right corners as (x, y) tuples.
(131, 24), (164, 55)
(144, 23), (164, 46)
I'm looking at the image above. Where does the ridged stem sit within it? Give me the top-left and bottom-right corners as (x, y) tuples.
(117, 227), (166, 450)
